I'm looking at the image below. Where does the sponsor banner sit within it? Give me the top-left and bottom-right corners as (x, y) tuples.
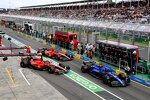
(129, 76), (150, 87)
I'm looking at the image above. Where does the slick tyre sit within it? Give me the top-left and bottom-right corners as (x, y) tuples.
(66, 65), (70, 70)
(20, 62), (26, 68)
(102, 75), (108, 84)
(48, 67), (54, 74)
(81, 66), (88, 73)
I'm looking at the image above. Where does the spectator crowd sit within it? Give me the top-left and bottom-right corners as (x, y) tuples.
(8, 0), (150, 23)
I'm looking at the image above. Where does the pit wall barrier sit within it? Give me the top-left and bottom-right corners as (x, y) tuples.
(17, 32), (150, 87)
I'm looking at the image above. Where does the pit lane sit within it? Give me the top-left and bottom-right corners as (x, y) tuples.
(1, 28), (150, 100)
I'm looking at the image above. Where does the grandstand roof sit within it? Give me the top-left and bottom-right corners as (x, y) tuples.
(20, 0), (105, 9)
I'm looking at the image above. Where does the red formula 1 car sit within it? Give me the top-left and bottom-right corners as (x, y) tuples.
(20, 56), (70, 74)
(38, 48), (73, 61)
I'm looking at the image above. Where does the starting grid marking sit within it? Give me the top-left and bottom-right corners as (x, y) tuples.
(4, 34), (124, 100)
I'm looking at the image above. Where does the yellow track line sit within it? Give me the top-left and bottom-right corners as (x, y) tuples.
(5, 68), (16, 87)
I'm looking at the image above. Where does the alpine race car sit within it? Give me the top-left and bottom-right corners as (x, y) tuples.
(81, 61), (130, 87)
(20, 56), (70, 74)
(37, 48), (73, 61)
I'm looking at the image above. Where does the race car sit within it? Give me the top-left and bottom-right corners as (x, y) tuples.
(102, 71), (130, 87)
(81, 61), (115, 78)
(81, 61), (130, 87)
(20, 56), (70, 74)
(37, 48), (73, 61)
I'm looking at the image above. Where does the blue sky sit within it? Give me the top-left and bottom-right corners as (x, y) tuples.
(0, 0), (131, 8)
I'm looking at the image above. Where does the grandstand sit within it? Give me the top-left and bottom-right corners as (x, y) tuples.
(9, 0), (150, 23)
(0, 8), (7, 14)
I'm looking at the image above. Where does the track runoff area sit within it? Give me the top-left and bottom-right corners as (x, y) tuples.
(2, 32), (150, 100)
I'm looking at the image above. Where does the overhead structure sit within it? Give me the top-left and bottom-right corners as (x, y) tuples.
(0, 14), (150, 34)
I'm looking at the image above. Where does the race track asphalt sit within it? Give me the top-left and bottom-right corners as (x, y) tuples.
(1, 28), (150, 100)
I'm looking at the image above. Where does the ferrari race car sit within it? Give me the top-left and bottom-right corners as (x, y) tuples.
(20, 56), (70, 74)
(38, 48), (73, 61)
(81, 61), (130, 87)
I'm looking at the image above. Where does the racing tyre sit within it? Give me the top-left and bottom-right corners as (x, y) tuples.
(66, 65), (70, 70)
(48, 67), (54, 74)
(102, 75), (108, 84)
(81, 66), (88, 73)
(125, 78), (131, 86)
(108, 77), (116, 87)
(20, 62), (26, 68)
(59, 63), (65, 68)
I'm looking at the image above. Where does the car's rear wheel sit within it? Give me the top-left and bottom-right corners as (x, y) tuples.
(66, 65), (70, 70)
(102, 75), (108, 84)
(81, 66), (88, 73)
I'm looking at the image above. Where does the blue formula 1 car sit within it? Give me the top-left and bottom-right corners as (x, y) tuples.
(81, 61), (131, 87)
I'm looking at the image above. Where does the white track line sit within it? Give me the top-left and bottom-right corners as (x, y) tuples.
(65, 75), (106, 100)
(72, 71), (123, 100)
(19, 68), (31, 85)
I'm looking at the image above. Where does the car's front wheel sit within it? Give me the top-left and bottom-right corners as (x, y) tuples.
(48, 67), (54, 73)
(20, 62), (26, 68)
